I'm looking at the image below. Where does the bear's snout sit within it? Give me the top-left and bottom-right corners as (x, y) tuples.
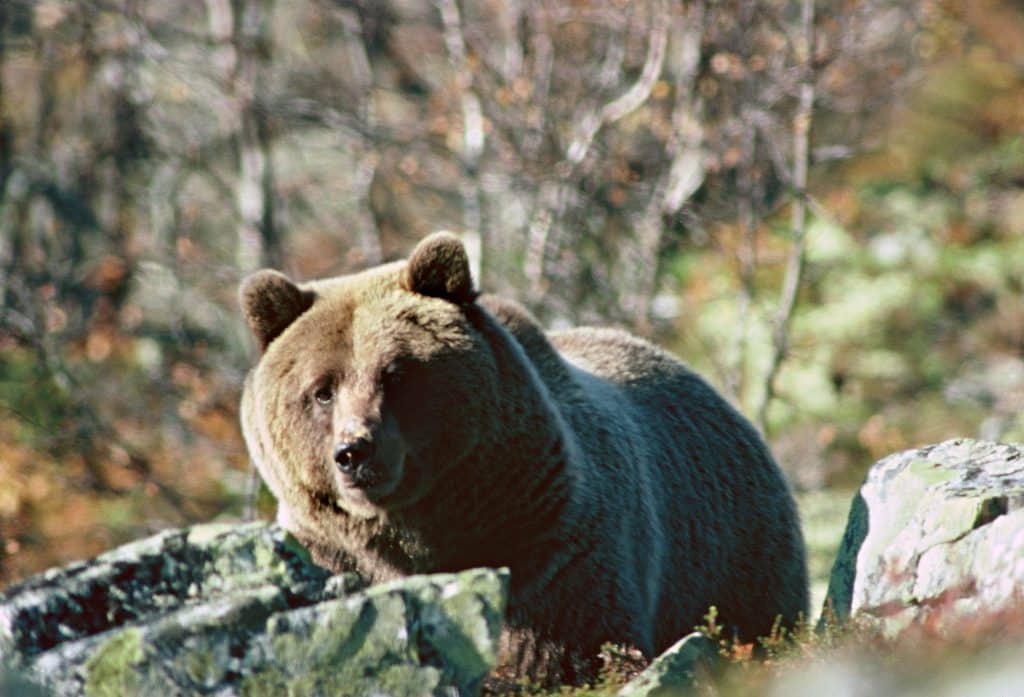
(330, 415), (407, 503)
(333, 436), (375, 480)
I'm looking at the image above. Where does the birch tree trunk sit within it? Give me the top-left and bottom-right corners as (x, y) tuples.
(218, 0), (278, 274)
(437, 0), (486, 286)
(339, 6), (382, 267)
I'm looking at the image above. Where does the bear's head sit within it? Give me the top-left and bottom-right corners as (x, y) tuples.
(239, 233), (496, 520)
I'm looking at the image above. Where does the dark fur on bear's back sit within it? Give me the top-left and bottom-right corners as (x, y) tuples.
(239, 233), (808, 683)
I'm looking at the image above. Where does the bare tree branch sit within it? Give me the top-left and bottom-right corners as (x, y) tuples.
(527, 1), (671, 310)
(756, 0), (816, 434)
(565, 0), (670, 165)
(624, 0), (707, 334)
(662, 0), (707, 216)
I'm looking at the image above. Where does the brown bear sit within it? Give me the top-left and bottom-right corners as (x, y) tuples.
(239, 232), (808, 683)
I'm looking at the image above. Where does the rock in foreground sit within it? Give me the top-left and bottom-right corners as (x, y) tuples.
(0, 522), (508, 696)
(823, 439), (1024, 636)
(616, 632), (718, 697)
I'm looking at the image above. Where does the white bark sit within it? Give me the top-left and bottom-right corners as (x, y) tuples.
(437, 0), (487, 285)
(565, 0), (670, 166)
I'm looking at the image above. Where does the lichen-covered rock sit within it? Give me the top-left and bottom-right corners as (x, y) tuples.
(616, 632), (718, 697)
(0, 522), (338, 662)
(0, 522), (508, 696)
(823, 439), (1024, 636)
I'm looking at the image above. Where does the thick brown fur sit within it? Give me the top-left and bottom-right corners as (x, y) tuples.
(239, 232), (808, 684)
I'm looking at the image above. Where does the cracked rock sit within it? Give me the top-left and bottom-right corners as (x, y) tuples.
(0, 522), (508, 696)
(823, 439), (1024, 636)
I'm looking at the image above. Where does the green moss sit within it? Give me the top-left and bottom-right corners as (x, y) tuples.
(905, 456), (960, 486)
(372, 663), (442, 696)
(83, 628), (146, 697)
(182, 645), (222, 687)
(241, 656), (442, 697)
(269, 596), (376, 670)
(239, 666), (289, 697)
(429, 592), (492, 678)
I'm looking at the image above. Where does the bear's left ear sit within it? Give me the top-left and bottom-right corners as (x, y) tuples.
(239, 269), (315, 352)
(401, 232), (477, 304)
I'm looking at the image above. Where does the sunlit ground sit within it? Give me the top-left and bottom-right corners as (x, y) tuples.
(796, 487), (856, 621)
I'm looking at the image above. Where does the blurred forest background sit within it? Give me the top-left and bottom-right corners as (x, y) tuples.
(0, 0), (1022, 588)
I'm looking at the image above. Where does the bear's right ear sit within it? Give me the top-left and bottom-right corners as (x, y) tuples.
(239, 270), (314, 352)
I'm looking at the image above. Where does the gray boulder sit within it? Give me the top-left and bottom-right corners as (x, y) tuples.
(823, 439), (1024, 636)
(616, 632), (718, 697)
(0, 522), (508, 696)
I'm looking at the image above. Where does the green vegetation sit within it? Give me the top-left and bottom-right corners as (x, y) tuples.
(83, 629), (146, 697)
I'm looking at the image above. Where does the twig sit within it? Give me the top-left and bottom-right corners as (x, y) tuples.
(756, 0), (815, 435)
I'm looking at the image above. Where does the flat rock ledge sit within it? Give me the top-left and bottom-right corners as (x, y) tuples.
(823, 439), (1024, 637)
(0, 521), (508, 697)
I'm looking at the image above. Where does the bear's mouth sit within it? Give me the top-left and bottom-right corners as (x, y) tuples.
(334, 455), (404, 502)
(332, 452), (439, 515)
(337, 468), (398, 496)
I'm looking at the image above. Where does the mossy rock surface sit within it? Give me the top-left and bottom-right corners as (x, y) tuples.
(0, 522), (508, 696)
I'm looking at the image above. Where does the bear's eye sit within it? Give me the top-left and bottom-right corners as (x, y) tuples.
(380, 360), (405, 387)
(313, 384), (334, 406)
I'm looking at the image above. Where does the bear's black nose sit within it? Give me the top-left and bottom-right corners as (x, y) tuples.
(333, 437), (375, 476)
